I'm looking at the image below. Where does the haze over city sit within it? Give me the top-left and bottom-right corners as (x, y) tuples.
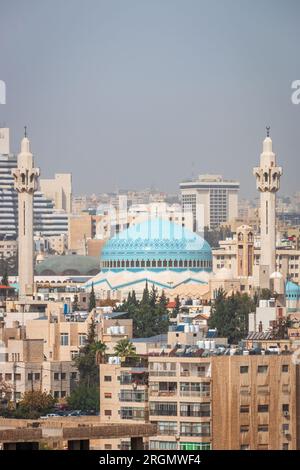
(1, 0), (300, 197)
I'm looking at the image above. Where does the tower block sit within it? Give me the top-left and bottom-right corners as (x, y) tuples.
(253, 128), (282, 289)
(12, 131), (40, 300)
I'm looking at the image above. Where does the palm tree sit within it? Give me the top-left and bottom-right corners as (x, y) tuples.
(91, 341), (107, 365)
(114, 339), (136, 359)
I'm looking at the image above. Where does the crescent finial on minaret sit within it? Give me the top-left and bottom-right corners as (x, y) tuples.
(24, 126), (27, 138)
(266, 126), (270, 138)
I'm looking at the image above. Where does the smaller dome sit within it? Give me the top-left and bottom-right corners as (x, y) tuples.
(270, 271), (283, 279)
(35, 255), (99, 276)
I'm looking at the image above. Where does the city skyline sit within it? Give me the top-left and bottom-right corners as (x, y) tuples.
(1, 0), (300, 197)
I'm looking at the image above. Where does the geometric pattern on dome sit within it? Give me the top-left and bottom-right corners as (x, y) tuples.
(100, 217), (212, 272)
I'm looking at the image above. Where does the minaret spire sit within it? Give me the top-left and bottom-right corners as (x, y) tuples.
(12, 132), (40, 300)
(253, 129), (282, 289)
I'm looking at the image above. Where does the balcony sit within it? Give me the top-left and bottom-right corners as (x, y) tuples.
(180, 411), (211, 418)
(179, 390), (210, 398)
(149, 370), (176, 377)
(150, 390), (177, 397)
(120, 407), (148, 421)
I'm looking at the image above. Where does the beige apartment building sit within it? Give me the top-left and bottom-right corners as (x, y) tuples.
(68, 214), (103, 255)
(98, 335), (300, 450)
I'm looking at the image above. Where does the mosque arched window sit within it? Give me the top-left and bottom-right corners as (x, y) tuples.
(193, 260), (196, 267)
(163, 260), (167, 267)
(121, 261), (125, 268)
(113, 261), (116, 268)
(136, 260), (140, 267)
(184, 260), (188, 268)
(126, 261), (130, 268)
(179, 260), (183, 267)
(174, 260), (178, 267)
(188, 260), (192, 267)
(146, 260), (150, 267)
(152, 260), (156, 267)
(158, 260), (162, 267)
(131, 260), (134, 267)
(117, 261), (120, 268)
(169, 260), (173, 268)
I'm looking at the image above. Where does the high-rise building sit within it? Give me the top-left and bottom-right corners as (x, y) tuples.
(253, 129), (282, 288)
(180, 174), (240, 231)
(0, 128), (68, 239)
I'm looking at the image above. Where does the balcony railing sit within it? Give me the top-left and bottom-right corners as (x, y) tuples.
(180, 370), (209, 378)
(149, 370), (176, 377)
(150, 390), (177, 397)
(149, 408), (177, 417)
(180, 431), (211, 437)
(179, 390), (210, 398)
(180, 411), (210, 418)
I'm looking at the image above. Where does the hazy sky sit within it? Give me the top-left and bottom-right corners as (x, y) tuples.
(1, 0), (300, 198)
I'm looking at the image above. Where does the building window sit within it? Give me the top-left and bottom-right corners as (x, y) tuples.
(282, 364), (289, 373)
(54, 373), (59, 381)
(282, 404), (289, 413)
(78, 334), (87, 346)
(258, 425), (268, 432)
(14, 374), (21, 381)
(282, 423), (289, 432)
(240, 366), (249, 374)
(54, 391), (60, 399)
(61, 391), (66, 398)
(34, 373), (40, 381)
(104, 410), (112, 416)
(104, 444), (112, 450)
(240, 405), (249, 413)
(257, 365), (268, 373)
(104, 376), (112, 382)
(5, 374), (12, 381)
(258, 404), (269, 413)
(60, 333), (69, 346)
(27, 373), (33, 381)
(105, 393), (112, 399)
(282, 443), (289, 450)
(71, 372), (77, 380)
(240, 425), (249, 433)
(61, 373), (66, 380)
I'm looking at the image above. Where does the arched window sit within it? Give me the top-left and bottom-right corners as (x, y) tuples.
(113, 261), (116, 268)
(163, 260), (167, 267)
(117, 260), (120, 268)
(158, 260), (162, 267)
(146, 260), (150, 267)
(184, 260), (188, 267)
(121, 261), (125, 268)
(168, 260), (173, 268)
(179, 260), (183, 267)
(189, 260), (192, 267)
(141, 260), (145, 268)
(193, 260), (196, 267)
(174, 260), (178, 267)
(126, 260), (130, 268)
(136, 260), (140, 267)
(152, 260), (156, 267)
(131, 260), (134, 267)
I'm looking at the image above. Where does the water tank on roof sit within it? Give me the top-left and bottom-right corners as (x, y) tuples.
(204, 340), (211, 350)
(197, 340), (205, 349)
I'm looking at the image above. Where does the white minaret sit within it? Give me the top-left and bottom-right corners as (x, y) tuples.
(253, 127), (282, 288)
(12, 129), (40, 300)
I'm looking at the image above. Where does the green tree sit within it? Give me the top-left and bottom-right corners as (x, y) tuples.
(1, 262), (9, 286)
(114, 338), (136, 358)
(67, 384), (99, 411)
(74, 318), (100, 387)
(141, 281), (149, 305)
(149, 284), (158, 308)
(88, 282), (96, 312)
(171, 295), (181, 318)
(208, 291), (254, 343)
(14, 391), (55, 419)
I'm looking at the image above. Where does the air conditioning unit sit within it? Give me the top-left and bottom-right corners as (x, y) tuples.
(283, 411), (290, 418)
(283, 430), (290, 436)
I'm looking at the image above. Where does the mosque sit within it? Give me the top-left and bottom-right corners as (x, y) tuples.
(86, 218), (212, 300)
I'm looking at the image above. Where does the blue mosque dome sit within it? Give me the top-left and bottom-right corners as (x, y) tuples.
(100, 218), (212, 272)
(285, 280), (300, 300)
